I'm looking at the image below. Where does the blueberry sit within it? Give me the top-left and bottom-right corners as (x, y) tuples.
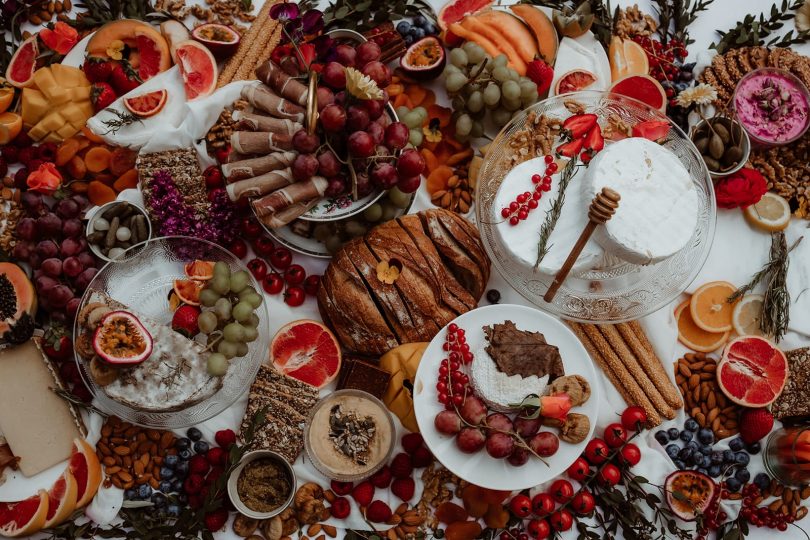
(164, 455), (178, 468)
(160, 467), (175, 480)
(159, 480), (172, 493)
(138, 484), (152, 499)
(655, 431), (670, 445)
(171, 478), (184, 493)
(175, 461), (189, 478)
(167, 505), (181, 517)
(697, 467), (709, 476)
(413, 15), (427, 27)
(726, 478), (742, 492)
(747, 442), (761, 455)
(178, 448), (192, 460)
(754, 472), (771, 491)
(666, 444), (680, 459)
(177, 493), (188, 505)
(735, 468), (751, 483)
(729, 438), (745, 451)
(186, 427), (202, 442)
(711, 451), (724, 464)
(735, 452), (750, 466)
(684, 418), (699, 432)
(124, 489), (136, 500)
(396, 21), (411, 35)
(411, 27), (425, 40)
(697, 429), (714, 445)
(678, 447), (693, 461)
(679, 430), (693, 442)
(193, 441), (209, 454)
(486, 289), (501, 304)
(151, 493), (167, 507)
(675, 81), (689, 92)
(175, 438), (191, 451)
(723, 450), (735, 463)
(667, 428), (680, 440)
(700, 445), (712, 456)
(687, 440), (700, 451)
(708, 464), (722, 478)
(673, 459), (686, 470)
(404, 34), (414, 46)
(693, 454), (706, 468)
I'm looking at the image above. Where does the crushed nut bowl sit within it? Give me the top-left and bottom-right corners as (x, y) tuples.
(475, 91), (716, 323)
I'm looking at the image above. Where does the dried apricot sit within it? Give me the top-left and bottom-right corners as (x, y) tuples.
(427, 104), (451, 128)
(445, 521), (482, 540)
(420, 148), (439, 174)
(387, 83), (404, 97)
(483, 503), (509, 529)
(87, 180), (116, 206)
(435, 501), (468, 524)
(426, 165), (453, 195)
(420, 89), (436, 109)
(109, 147), (138, 176)
(69, 181), (88, 193)
(85, 146), (112, 173)
(480, 488), (511, 504)
(66, 155), (86, 180)
(113, 169), (139, 192)
(56, 138), (81, 166)
(393, 93), (414, 109)
(461, 485), (489, 518)
(405, 84), (428, 107)
(447, 148), (474, 166)
(81, 126), (105, 143)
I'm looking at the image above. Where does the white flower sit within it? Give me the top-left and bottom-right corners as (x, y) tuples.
(676, 84), (718, 108)
(345, 67), (383, 101)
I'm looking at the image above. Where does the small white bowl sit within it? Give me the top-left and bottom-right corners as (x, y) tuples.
(85, 200), (152, 263)
(227, 450), (296, 520)
(690, 117), (750, 179)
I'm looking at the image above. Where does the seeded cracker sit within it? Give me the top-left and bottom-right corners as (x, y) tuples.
(771, 348), (810, 420)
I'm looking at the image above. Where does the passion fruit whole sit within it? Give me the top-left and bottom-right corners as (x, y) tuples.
(400, 36), (446, 81)
(92, 310), (153, 365)
(664, 470), (716, 521)
(191, 23), (240, 59)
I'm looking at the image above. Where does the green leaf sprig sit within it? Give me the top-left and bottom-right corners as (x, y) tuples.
(711, 0), (810, 54)
(323, 0), (436, 33)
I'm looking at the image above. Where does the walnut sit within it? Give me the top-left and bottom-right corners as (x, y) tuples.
(558, 413), (591, 444)
(614, 4), (658, 38)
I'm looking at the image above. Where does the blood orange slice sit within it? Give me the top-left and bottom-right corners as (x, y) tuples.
(123, 89), (167, 118)
(42, 471), (78, 528)
(175, 40), (217, 101)
(271, 320), (341, 389)
(717, 336), (788, 407)
(184, 260), (215, 281)
(555, 69), (596, 94)
(0, 491), (48, 537)
(6, 35), (38, 88)
(609, 74), (666, 112)
(173, 279), (203, 306)
(69, 438), (102, 508)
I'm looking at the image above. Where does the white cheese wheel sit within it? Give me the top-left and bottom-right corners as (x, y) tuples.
(470, 347), (549, 412)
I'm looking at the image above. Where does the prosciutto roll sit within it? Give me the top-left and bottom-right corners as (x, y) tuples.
(257, 198), (319, 229)
(255, 61), (309, 107)
(252, 176), (328, 218)
(232, 110), (302, 134)
(231, 131), (293, 154)
(223, 151), (296, 181)
(241, 84), (305, 122)
(226, 168), (296, 201)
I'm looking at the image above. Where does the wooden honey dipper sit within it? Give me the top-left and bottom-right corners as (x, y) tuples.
(543, 187), (621, 303)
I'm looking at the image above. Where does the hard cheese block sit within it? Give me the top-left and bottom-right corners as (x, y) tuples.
(0, 340), (82, 476)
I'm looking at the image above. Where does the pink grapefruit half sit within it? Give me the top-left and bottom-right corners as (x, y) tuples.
(717, 336), (788, 407)
(42, 471), (78, 528)
(70, 438), (103, 508)
(175, 40), (217, 101)
(609, 74), (667, 112)
(6, 35), (38, 88)
(271, 320), (341, 389)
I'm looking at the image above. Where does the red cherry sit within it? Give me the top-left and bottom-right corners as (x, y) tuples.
(303, 274), (321, 295)
(619, 443), (642, 467)
(566, 457), (591, 482)
(549, 509), (573, 532)
(620, 406), (648, 432)
(527, 518), (550, 539)
(598, 463), (621, 487)
(571, 491), (596, 515)
(262, 272), (284, 294)
(227, 238), (247, 259)
(509, 494), (532, 518)
(269, 246), (293, 270)
(284, 285), (306, 307)
(549, 479), (574, 504)
(584, 438), (609, 464)
(531, 493), (555, 517)
(603, 423), (628, 448)
(247, 258), (267, 280)
(240, 218), (261, 239)
(509, 216), (519, 226)
(284, 264), (306, 285)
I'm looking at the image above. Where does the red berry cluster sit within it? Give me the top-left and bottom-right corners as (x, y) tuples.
(736, 484), (790, 532)
(500, 155), (554, 226)
(631, 36), (688, 85)
(436, 323), (473, 408)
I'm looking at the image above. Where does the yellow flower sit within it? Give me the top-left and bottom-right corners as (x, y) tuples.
(676, 83), (717, 108)
(423, 118), (442, 143)
(345, 67), (383, 100)
(376, 259), (401, 284)
(106, 39), (125, 61)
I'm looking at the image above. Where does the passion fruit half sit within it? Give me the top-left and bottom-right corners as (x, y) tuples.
(664, 470), (716, 521)
(92, 311), (153, 365)
(400, 36), (446, 81)
(191, 23), (240, 59)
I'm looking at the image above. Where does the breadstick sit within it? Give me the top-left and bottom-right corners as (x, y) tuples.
(232, 5), (279, 83)
(617, 322), (682, 409)
(628, 321), (655, 356)
(252, 23), (283, 75)
(598, 324), (676, 419)
(569, 323), (661, 426)
(218, 0), (274, 86)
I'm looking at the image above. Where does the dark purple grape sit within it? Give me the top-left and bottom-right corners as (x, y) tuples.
(292, 154), (319, 181)
(41, 257), (63, 277)
(15, 217), (37, 241)
(62, 219), (83, 238)
(12, 241), (32, 261)
(35, 239), (58, 258)
(35, 275), (58, 295)
(367, 122), (384, 145)
(62, 256), (83, 278)
(77, 251), (96, 269)
(325, 176), (347, 198)
(28, 253), (41, 269)
(36, 213), (62, 237)
(55, 198), (80, 219)
(71, 194), (89, 210)
(355, 172), (373, 198)
(21, 191), (44, 215)
(317, 150), (341, 178)
(60, 237), (81, 258)
(66, 297), (81, 321)
(74, 268), (97, 291)
(48, 284), (73, 308)
(77, 238), (87, 253)
(370, 162), (398, 190)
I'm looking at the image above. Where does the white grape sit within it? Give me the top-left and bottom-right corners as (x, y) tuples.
(520, 80), (538, 99)
(467, 91), (483, 113)
(507, 68), (521, 81)
(492, 54), (508, 68)
(483, 83), (501, 107)
(492, 66), (510, 83)
(502, 80), (520, 101)
(502, 96), (522, 111)
(445, 72), (468, 93)
(402, 111), (422, 129)
(455, 113), (473, 136)
(465, 43), (486, 64)
(412, 106), (428, 123)
(470, 120), (484, 138)
(409, 129), (423, 147)
(521, 92), (539, 108)
(492, 108), (512, 126)
(449, 48), (469, 68)
(396, 106), (410, 118)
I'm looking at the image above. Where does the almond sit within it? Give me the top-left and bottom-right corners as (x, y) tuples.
(802, 487), (810, 500)
(796, 507), (808, 520)
(395, 503), (408, 516)
(707, 391), (716, 410)
(386, 514), (402, 526)
(321, 525), (336, 538)
(678, 364), (692, 378)
(307, 524), (321, 536)
(160, 432), (174, 450)
(114, 446), (131, 456)
(117, 471), (133, 483)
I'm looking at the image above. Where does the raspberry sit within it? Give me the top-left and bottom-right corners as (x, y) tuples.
(389, 453), (413, 479)
(203, 508), (228, 531)
(401, 433), (424, 453)
(13, 167), (28, 189)
(412, 446), (433, 468)
(215, 429), (236, 448)
(27, 159), (43, 172)
(330, 496), (351, 519)
(365, 500), (392, 523)
(183, 474), (204, 494)
(204, 466), (224, 486)
(351, 481), (375, 507)
(189, 454), (210, 475)
(391, 477), (415, 502)
(330, 480), (353, 495)
(36, 142), (57, 162)
(1, 146), (17, 163)
(13, 131), (33, 148)
(17, 147), (35, 166)
(206, 447), (227, 466)
(370, 465), (392, 488)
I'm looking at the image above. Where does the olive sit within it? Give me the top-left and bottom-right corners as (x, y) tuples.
(708, 134), (725, 160)
(702, 155), (720, 171)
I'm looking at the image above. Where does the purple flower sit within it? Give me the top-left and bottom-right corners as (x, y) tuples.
(284, 17), (302, 36)
(301, 9), (324, 33)
(269, 1), (299, 21)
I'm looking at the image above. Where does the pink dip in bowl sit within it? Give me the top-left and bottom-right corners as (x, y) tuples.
(733, 68), (810, 146)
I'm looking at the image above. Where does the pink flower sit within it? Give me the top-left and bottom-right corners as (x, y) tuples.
(39, 22), (78, 55)
(714, 167), (768, 209)
(540, 394), (573, 421)
(26, 162), (62, 193)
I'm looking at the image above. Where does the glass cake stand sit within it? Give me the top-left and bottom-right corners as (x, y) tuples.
(475, 91), (716, 323)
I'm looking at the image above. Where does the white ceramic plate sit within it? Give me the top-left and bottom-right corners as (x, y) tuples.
(413, 304), (599, 491)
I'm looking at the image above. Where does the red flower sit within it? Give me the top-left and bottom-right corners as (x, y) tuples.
(26, 162), (62, 194)
(39, 22), (79, 55)
(714, 167), (768, 209)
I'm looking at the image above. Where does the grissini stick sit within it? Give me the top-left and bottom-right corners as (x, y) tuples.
(543, 187), (620, 303)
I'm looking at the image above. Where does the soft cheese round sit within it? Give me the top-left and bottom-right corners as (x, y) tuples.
(582, 137), (698, 265)
(494, 157), (603, 275)
(470, 346), (549, 412)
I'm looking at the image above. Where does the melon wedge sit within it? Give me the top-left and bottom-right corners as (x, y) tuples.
(460, 17), (527, 75)
(510, 4), (558, 65)
(474, 10), (538, 64)
(86, 20), (171, 80)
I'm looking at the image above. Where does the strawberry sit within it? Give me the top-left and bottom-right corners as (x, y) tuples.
(390, 453), (413, 479)
(562, 113), (598, 139)
(203, 508), (228, 531)
(91, 82), (117, 112)
(739, 408), (774, 444)
(369, 465), (391, 488)
(215, 429), (236, 448)
(331, 480), (354, 495)
(525, 58), (554, 95)
(557, 137), (585, 158)
(42, 326), (72, 362)
(391, 477), (415, 502)
(172, 305), (201, 338)
(401, 433), (424, 453)
(110, 61), (141, 95)
(189, 454), (210, 475)
(583, 125), (604, 152)
(412, 446), (433, 468)
(351, 481), (375, 507)
(330, 496), (351, 519)
(83, 56), (114, 83)
(365, 500), (392, 523)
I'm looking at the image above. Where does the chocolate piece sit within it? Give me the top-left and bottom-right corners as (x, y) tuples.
(772, 347), (810, 420)
(338, 358), (391, 399)
(483, 320), (564, 381)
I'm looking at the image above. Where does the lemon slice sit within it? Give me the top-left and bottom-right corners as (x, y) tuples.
(732, 294), (769, 337)
(744, 192), (791, 232)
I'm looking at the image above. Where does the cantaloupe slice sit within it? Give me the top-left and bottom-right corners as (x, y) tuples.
(474, 10), (538, 64)
(448, 22), (523, 74)
(461, 16), (528, 75)
(510, 4), (559, 65)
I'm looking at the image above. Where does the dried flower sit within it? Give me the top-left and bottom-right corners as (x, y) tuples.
(675, 83), (718, 107)
(106, 39), (125, 61)
(345, 67), (383, 100)
(376, 259), (400, 284)
(269, 1), (299, 21)
(423, 119), (442, 143)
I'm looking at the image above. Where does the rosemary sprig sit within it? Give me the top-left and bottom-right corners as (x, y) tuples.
(711, 0), (810, 55)
(728, 231), (801, 342)
(100, 109), (142, 135)
(323, 0), (436, 32)
(535, 157), (579, 270)
(652, 0), (715, 46)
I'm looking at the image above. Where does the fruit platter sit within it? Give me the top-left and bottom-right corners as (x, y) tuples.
(3, 0), (810, 539)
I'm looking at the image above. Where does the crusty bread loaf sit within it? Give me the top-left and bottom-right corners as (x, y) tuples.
(318, 209), (491, 356)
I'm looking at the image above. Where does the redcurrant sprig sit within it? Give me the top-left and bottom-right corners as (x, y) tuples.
(500, 155), (554, 226)
(436, 323), (473, 409)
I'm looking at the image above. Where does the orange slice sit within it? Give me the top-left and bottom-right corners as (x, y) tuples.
(123, 89), (168, 118)
(689, 281), (738, 333)
(608, 36), (649, 81)
(0, 112), (22, 145)
(184, 260), (215, 281)
(675, 299), (730, 352)
(0, 87), (14, 114)
(173, 279), (203, 306)
(732, 294), (769, 337)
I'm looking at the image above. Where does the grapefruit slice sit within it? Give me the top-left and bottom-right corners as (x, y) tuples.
(690, 281), (738, 333)
(271, 320), (341, 389)
(717, 336), (788, 407)
(6, 35), (38, 88)
(609, 74), (666, 112)
(608, 36), (649, 81)
(555, 69), (596, 94)
(175, 40), (217, 101)
(184, 260), (215, 281)
(69, 438), (102, 508)
(173, 279), (203, 305)
(42, 471), (78, 528)
(675, 299), (729, 353)
(0, 491), (48, 537)
(438, 0), (493, 32)
(123, 89), (167, 118)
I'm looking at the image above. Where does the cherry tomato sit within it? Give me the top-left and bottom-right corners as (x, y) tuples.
(549, 479), (574, 504)
(284, 285), (306, 307)
(571, 491), (595, 515)
(227, 238), (247, 259)
(619, 443), (642, 467)
(549, 509), (573, 532)
(269, 246), (293, 270)
(247, 258), (267, 280)
(240, 217), (261, 239)
(262, 272), (284, 295)
(284, 264), (307, 285)
(620, 406), (649, 432)
(253, 236), (275, 257)
(598, 463), (621, 487)
(527, 518), (551, 539)
(509, 494), (532, 518)
(584, 438), (609, 464)
(531, 493), (555, 517)
(604, 423), (628, 448)
(567, 457), (591, 482)
(303, 274), (321, 296)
